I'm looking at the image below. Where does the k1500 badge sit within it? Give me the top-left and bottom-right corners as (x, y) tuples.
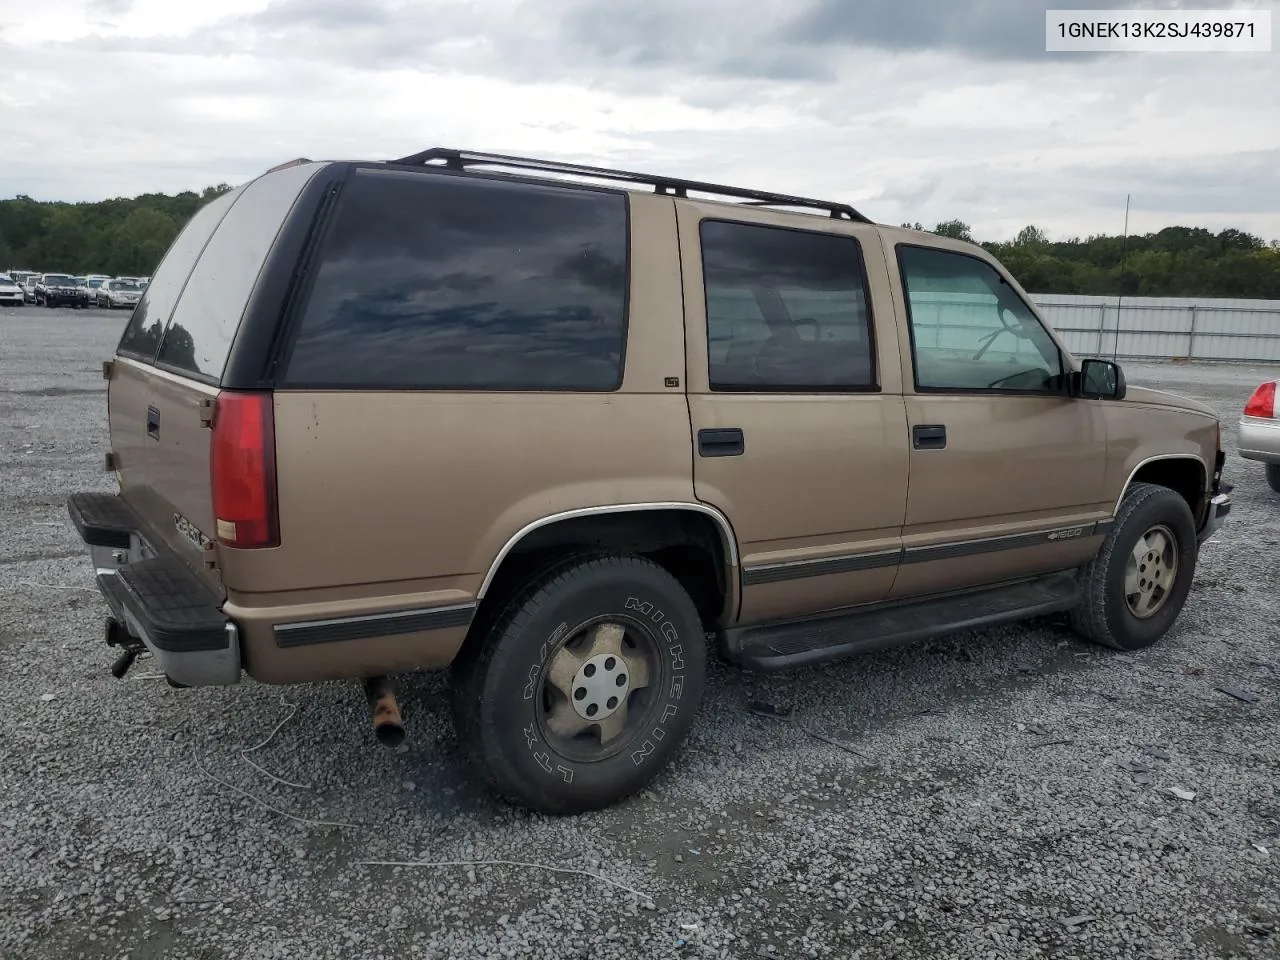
(173, 512), (211, 552)
(1046, 525), (1087, 541)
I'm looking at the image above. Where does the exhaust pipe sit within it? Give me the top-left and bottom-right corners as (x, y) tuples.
(109, 649), (137, 679)
(363, 676), (405, 748)
(104, 618), (143, 679)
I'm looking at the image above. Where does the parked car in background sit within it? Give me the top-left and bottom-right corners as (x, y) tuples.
(1240, 380), (1280, 493)
(0, 276), (24, 306)
(96, 278), (144, 309)
(22, 276), (41, 303)
(35, 274), (84, 308)
(83, 275), (112, 304)
(71, 278), (93, 308)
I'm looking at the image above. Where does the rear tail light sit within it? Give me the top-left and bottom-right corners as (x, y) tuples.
(210, 391), (279, 549)
(1244, 381), (1276, 419)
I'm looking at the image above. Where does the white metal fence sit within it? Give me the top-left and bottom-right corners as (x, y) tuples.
(1030, 294), (1280, 364)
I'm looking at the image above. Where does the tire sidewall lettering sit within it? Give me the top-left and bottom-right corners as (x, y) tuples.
(517, 595), (688, 776)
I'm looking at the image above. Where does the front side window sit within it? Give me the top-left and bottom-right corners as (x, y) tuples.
(283, 169), (629, 391)
(700, 220), (875, 391)
(898, 245), (1063, 393)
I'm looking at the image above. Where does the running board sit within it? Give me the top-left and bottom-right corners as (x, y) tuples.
(722, 572), (1079, 671)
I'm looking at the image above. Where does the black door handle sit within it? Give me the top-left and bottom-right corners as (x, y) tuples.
(698, 427), (745, 458)
(146, 405), (160, 440)
(913, 424), (946, 450)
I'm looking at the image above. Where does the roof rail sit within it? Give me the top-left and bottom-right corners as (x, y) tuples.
(388, 147), (872, 223)
(264, 157), (313, 174)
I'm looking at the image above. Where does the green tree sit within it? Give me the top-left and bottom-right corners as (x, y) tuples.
(932, 219), (973, 241)
(107, 208), (178, 276)
(1012, 225), (1049, 249)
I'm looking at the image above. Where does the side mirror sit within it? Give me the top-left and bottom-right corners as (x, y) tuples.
(1078, 358), (1126, 400)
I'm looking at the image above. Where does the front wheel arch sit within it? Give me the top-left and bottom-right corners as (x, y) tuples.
(1121, 456), (1206, 518)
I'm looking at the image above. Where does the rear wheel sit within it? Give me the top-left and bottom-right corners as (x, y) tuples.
(1071, 482), (1197, 651)
(1266, 463), (1280, 494)
(452, 553), (706, 814)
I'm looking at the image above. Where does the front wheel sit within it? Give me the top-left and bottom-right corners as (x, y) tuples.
(1266, 463), (1280, 494)
(1071, 482), (1197, 651)
(452, 554), (707, 814)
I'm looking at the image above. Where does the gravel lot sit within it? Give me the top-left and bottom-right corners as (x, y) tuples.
(2, 306), (1278, 960)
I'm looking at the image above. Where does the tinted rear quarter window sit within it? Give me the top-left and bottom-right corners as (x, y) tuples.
(155, 162), (323, 381)
(118, 187), (241, 361)
(283, 168), (629, 391)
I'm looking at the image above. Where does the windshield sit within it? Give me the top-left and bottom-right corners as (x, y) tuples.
(87, 279), (104, 288)
(110, 280), (141, 291)
(44, 275), (73, 284)
(0, 279), (17, 288)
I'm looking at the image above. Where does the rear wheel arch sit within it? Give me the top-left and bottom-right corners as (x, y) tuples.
(473, 504), (740, 641)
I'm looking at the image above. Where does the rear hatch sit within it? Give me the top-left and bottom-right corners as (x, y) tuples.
(107, 161), (325, 596)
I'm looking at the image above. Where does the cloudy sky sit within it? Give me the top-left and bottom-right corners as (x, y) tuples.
(1, 0), (1277, 242)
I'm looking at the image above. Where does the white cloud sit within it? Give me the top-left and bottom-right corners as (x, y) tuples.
(0, 0), (1276, 242)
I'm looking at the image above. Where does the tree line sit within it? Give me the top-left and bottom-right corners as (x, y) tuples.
(2, 184), (1278, 298)
(0, 185), (233, 279)
(913, 219), (1280, 299)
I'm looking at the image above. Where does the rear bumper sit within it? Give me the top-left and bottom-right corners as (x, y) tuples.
(67, 492), (241, 686)
(1238, 416), (1280, 464)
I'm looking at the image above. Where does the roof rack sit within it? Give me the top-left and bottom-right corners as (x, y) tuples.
(388, 147), (871, 223)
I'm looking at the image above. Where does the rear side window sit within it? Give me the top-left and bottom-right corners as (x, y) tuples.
(155, 163), (322, 381)
(700, 220), (876, 391)
(283, 168), (629, 390)
(118, 188), (241, 361)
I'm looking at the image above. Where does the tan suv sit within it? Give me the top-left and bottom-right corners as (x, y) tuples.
(68, 149), (1232, 814)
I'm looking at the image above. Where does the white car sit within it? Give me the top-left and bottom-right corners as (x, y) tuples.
(83, 274), (112, 303)
(96, 278), (144, 309)
(0, 276), (23, 306)
(1240, 379), (1280, 493)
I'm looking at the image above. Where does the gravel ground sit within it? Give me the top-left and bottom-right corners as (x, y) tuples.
(1, 306), (1278, 960)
